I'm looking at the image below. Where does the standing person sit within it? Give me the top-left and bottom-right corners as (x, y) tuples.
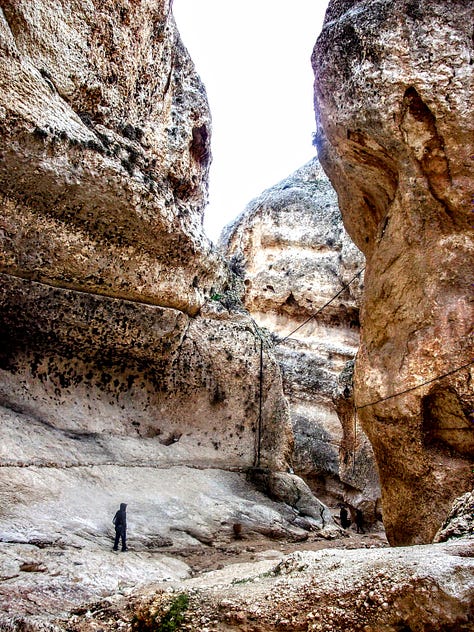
(339, 505), (351, 529)
(113, 503), (128, 551)
(355, 508), (365, 534)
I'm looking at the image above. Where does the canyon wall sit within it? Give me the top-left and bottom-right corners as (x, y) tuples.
(313, 0), (474, 544)
(0, 0), (293, 491)
(221, 159), (380, 517)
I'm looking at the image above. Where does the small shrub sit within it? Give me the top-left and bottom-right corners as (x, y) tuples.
(132, 594), (189, 632)
(229, 253), (245, 277)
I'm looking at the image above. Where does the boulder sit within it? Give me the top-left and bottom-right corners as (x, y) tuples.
(434, 491), (474, 543)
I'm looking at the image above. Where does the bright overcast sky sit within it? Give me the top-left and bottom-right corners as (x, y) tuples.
(173, 1), (330, 242)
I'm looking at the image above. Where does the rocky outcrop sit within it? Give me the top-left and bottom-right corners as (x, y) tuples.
(313, 0), (474, 545)
(434, 491), (474, 543)
(221, 160), (378, 515)
(0, 8), (309, 619)
(0, 0), (219, 314)
(66, 540), (474, 632)
(0, 0), (292, 473)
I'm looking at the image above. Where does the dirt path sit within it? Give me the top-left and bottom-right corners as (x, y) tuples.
(175, 527), (388, 575)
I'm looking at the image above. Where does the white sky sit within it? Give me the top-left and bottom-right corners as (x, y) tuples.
(173, 1), (330, 242)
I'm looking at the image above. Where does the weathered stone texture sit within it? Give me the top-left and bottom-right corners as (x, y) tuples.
(0, 274), (291, 470)
(221, 159), (378, 512)
(434, 491), (474, 543)
(0, 4), (299, 616)
(0, 0), (293, 472)
(332, 360), (381, 522)
(0, 0), (223, 314)
(313, 0), (474, 544)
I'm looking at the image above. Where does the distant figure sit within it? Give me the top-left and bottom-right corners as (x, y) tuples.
(355, 508), (365, 534)
(113, 503), (128, 551)
(340, 505), (351, 529)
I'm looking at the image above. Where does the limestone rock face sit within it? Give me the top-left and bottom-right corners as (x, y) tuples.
(0, 0), (222, 314)
(0, 275), (291, 470)
(0, 2), (298, 614)
(313, 0), (474, 544)
(0, 1), (293, 476)
(221, 160), (378, 511)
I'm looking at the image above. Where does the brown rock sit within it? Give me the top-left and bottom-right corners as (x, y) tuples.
(332, 360), (381, 524)
(313, 0), (474, 544)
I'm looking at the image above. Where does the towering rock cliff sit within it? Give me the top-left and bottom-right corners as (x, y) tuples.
(221, 159), (380, 517)
(0, 3), (308, 595)
(313, 0), (474, 545)
(0, 0), (292, 471)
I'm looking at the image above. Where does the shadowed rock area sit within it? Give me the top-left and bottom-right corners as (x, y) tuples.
(0, 0), (293, 472)
(313, 0), (474, 545)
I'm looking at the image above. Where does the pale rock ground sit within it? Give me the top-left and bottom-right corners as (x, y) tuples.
(50, 538), (474, 631)
(221, 159), (380, 520)
(313, 0), (474, 545)
(0, 462), (338, 628)
(0, 396), (336, 627)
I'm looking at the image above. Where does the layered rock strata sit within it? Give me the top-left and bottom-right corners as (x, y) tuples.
(0, 0), (292, 473)
(313, 0), (474, 544)
(0, 6), (304, 609)
(0, 0), (220, 314)
(221, 159), (379, 516)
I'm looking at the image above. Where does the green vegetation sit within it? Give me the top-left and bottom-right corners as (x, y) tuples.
(132, 593), (189, 632)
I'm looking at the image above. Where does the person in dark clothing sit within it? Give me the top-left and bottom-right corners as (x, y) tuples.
(355, 508), (365, 534)
(113, 503), (128, 551)
(339, 505), (351, 529)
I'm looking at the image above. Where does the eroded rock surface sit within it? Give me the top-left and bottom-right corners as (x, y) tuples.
(221, 160), (378, 516)
(0, 0), (220, 313)
(0, 466), (339, 627)
(435, 491), (474, 543)
(64, 540), (474, 632)
(332, 360), (381, 522)
(313, 0), (474, 544)
(0, 4), (308, 622)
(0, 0), (293, 473)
